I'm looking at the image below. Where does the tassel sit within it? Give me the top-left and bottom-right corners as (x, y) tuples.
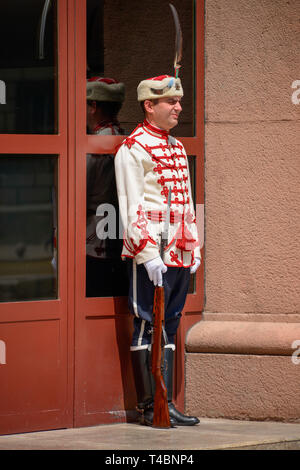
(175, 214), (196, 252)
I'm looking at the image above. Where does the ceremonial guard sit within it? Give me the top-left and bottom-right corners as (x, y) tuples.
(86, 77), (128, 297)
(115, 74), (201, 426)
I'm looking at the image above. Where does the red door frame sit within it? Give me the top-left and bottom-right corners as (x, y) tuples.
(73, 0), (134, 427)
(0, 0), (73, 435)
(72, 0), (204, 424)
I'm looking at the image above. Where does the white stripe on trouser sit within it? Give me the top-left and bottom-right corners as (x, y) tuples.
(130, 344), (150, 351)
(132, 259), (139, 317)
(138, 319), (146, 347)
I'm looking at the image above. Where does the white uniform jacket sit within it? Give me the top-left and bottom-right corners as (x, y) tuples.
(114, 119), (201, 268)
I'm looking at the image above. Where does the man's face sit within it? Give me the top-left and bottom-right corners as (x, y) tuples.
(145, 97), (182, 131)
(86, 101), (96, 127)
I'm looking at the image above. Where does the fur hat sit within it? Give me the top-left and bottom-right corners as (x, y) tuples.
(87, 77), (125, 102)
(137, 75), (183, 102)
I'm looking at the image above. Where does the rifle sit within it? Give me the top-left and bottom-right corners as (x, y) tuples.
(151, 189), (172, 428)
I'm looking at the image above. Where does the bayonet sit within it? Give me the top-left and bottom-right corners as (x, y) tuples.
(169, 3), (183, 78)
(38, 0), (52, 60)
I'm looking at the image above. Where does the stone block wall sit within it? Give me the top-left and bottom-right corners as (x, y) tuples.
(185, 0), (300, 421)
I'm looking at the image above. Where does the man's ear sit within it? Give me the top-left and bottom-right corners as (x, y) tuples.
(90, 100), (97, 114)
(144, 99), (154, 114)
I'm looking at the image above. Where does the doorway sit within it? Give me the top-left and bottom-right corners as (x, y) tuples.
(0, 0), (204, 435)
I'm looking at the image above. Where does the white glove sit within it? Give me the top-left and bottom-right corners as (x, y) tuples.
(190, 257), (201, 274)
(144, 256), (168, 286)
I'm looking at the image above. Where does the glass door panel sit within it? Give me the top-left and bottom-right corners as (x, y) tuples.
(86, 0), (195, 137)
(0, 0), (70, 436)
(0, 0), (58, 134)
(0, 155), (57, 302)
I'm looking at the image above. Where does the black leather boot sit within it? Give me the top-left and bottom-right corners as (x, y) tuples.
(163, 347), (200, 426)
(131, 348), (154, 426)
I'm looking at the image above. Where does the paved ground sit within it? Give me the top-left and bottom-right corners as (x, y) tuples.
(1, 418), (300, 450)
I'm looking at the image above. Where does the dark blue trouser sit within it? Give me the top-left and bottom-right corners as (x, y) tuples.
(127, 259), (190, 348)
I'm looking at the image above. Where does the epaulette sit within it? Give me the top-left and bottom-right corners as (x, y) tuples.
(116, 124), (144, 152)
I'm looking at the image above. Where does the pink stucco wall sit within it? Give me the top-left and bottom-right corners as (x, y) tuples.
(186, 0), (300, 421)
(204, 0), (300, 313)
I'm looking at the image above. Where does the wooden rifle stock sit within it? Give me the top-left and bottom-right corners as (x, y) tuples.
(151, 187), (172, 428)
(151, 286), (171, 428)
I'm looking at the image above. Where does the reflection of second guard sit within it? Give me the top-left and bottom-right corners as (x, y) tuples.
(86, 77), (128, 297)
